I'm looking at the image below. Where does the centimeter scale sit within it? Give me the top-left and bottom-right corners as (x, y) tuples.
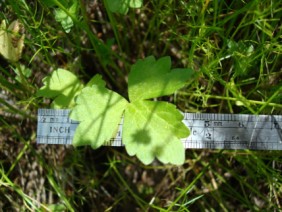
(37, 109), (282, 150)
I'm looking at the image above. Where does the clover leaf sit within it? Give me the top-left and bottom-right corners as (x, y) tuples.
(71, 56), (194, 165)
(37, 68), (84, 108)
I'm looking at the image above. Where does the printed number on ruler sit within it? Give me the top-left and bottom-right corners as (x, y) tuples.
(37, 109), (282, 150)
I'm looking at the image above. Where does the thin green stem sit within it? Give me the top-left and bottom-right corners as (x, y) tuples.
(180, 92), (282, 109)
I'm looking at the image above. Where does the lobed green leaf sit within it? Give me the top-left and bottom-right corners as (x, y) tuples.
(128, 56), (194, 101)
(65, 55), (194, 165)
(54, 1), (77, 33)
(123, 100), (189, 165)
(86, 74), (106, 87)
(36, 68), (84, 108)
(70, 84), (128, 148)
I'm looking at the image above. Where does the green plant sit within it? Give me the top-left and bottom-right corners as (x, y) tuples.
(36, 68), (84, 108)
(54, 0), (78, 33)
(40, 0), (78, 33)
(105, 0), (143, 14)
(2, 0), (282, 210)
(37, 56), (195, 165)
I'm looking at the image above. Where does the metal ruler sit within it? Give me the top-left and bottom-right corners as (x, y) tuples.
(37, 109), (282, 150)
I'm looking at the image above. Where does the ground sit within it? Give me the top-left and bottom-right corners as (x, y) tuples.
(0, 0), (282, 211)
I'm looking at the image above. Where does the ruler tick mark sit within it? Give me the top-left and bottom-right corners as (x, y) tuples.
(37, 109), (282, 150)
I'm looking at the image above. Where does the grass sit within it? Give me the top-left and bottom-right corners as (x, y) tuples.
(1, 0), (282, 211)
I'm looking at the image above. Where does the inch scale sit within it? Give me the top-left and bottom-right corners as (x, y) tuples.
(37, 109), (282, 150)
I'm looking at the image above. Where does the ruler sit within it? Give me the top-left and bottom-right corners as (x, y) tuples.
(37, 109), (282, 150)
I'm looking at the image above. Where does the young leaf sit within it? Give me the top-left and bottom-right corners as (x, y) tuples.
(227, 40), (255, 77)
(0, 20), (25, 62)
(54, 0), (77, 33)
(70, 84), (128, 148)
(122, 55), (194, 164)
(37, 68), (84, 108)
(13, 64), (32, 83)
(105, 0), (143, 14)
(123, 100), (189, 165)
(128, 56), (194, 101)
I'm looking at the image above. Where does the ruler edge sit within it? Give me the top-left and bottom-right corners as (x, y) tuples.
(36, 109), (282, 150)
